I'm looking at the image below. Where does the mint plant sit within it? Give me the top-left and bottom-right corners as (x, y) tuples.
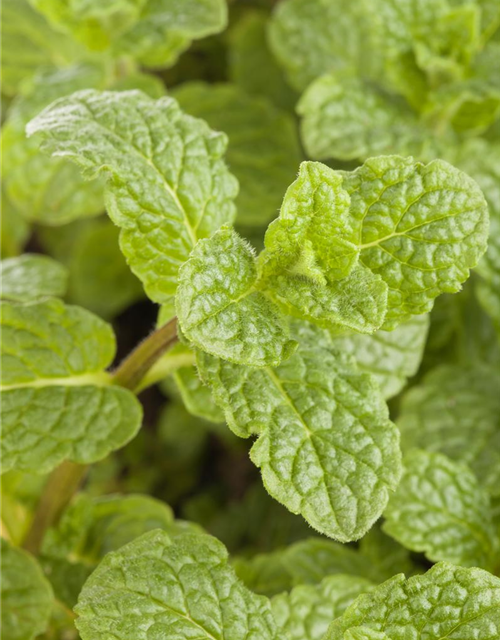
(1, 1), (500, 640)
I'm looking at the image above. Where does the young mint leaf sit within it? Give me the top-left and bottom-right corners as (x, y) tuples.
(26, 89), (238, 304)
(331, 315), (429, 399)
(343, 155), (489, 328)
(2, 64), (107, 225)
(0, 254), (68, 302)
(177, 226), (295, 366)
(75, 529), (284, 640)
(197, 321), (401, 541)
(172, 366), (224, 423)
(1, 0), (80, 97)
(325, 562), (500, 640)
(1, 538), (54, 640)
(172, 82), (302, 227)
(0, 299), (142, 473)
(271, 575), (373, 640)
(298, 75), (421, 162)
(398, 365), (500, 496)
(228, 10), (298, 112)
(383, 450), (498, 570)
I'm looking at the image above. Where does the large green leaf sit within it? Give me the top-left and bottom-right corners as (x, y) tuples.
(27, 89), (238, 304)
(75, 529), (284, 640)
(177, 226), (295, 366)
(383, 450), (498, 570)
(1, 538), (54, 640)
(172, 82), (301, 227)
(398, 365), (500, 496)
(0, 299), (142, 473)
(271, 575), (373, 640)
(326, 562), (500, 640)
(0, 254), (68, 302)
(2, 64), (108, 225)
(198, 321), (401, 541)
(331, 315), (429, 398)
(344, 155), (489, 328)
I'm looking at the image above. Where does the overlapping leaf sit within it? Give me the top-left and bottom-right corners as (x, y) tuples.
(75, 529), (284, 640)
(177, 226), (295, 366)
(1, 539), (54, 640)
(326, 562), (500, 640)
(27, 89), (238, 304)
(0, 299), (142, 473)
(398, 365), (500, 495)
(0, 254), (68, 302)
(383, 450), (498, 569)
(198, 321), (401, 541)
(172, 82), (301, 226)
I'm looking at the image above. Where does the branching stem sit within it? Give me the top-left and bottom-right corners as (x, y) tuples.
(111, 317), (179, 391)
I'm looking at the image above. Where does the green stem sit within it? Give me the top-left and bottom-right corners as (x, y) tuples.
(22, 461), (88, 555)
(111, 317), (179, 391)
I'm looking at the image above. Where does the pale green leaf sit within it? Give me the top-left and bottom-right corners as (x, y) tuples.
(271, 575), (373, 640)
(27, 89), (238, 304)
(177, 226), (295, 366)
(398, 365), (500, 496)
(383, 450), (498, 570)
(298, 74), (421, 162)
(228, 10), (297, 112)
(1, 0), (80, 96)
(331, 315), (429, 398)
(344, 155), (489, 328)
(268, 0), (380, 91)
(0, 254), (68, 302)
(326, 562), (500, 640)
(2, 64), (107, 225)
(113, 0), (228, 68)
(172, 82), (302, 227)
(197, 321), (401, 541)
(1, 538), (54, 640)
(0, 191), (30, 258)
(0, 299), (142, 473)
(75, 529), (284, 640)
(172, 365), (224, 423)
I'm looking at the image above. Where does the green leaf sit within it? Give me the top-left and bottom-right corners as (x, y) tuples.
(228, 10), (298, 112)
(172, 82), (302, 227)
(271, 575), (373, 640)
(233, 551), (295, 597)
(0, 191), (30, 258)
(197, 321), (401, 541)
(172, 365), (224, 423)
(2, 64), (108, 225)
(75, 529), (284, 640)
(331, 315), (429, 398)
(0, 0), (80, 97)
(40, 217), (145, 319)
(298, 74), (421, 162)
(26, 89), (238, 304)
(1, 538), (54, 640)
(343, 155), (489, 328)
(268, 0), (380, 91)
(325, 562), (500, 640)
(344, 630), (391, 640)
(0, 254), (68, 302)
(177, 226), (295, 366)
(398, 365), (500, 496)
(0, 299), (142, 473)
(259, 161), (388, 333)
(383, 450), (498, 570)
